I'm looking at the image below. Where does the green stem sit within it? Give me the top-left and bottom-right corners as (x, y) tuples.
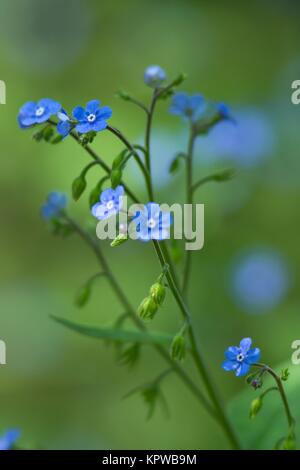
(182, 129), (196, 296)
(254, 363), (295, 431)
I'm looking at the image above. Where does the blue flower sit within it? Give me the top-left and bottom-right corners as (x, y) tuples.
(72, 100), (112, 134)
(41, 192), (67, 220)
(18, 98), (61, 128)
(132, 202), (172, 241)
(222, 338), (261, 377)
(144, 65), (166, 88)
(57, 109), (72, 137)
(231, 249), (291, 314)
(169, 92), (206, 122)
(91, 186), (124, 220)
(0, 429), (20, 451)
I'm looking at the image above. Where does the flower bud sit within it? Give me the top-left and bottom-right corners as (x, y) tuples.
(249, 397), (262, 419)
(112, 152), (126, 170)
(75, 285), (91, 308)
(150, 283), (166, 306)
(170, 334), (186, 361)
(144, 65), (166, 88)
(138, 297), (158, 320)
(172, 72), (187, 86)
(72, 175), (87, 201)
(111, 169), (122, 189)
(110, 233), (128, 248)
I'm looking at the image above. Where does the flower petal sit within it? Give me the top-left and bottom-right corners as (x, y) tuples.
(225, 346), (240, 361)
(97, 106), (112, 121)
(76, 122), (91, 133)
(86, 100), (100, 113)
(57, 120), (71, 137)
(240, 337), (252, 354)
(72, 106), (86, 121)
(235, 362), (250, 377)
(245, 348), (261, 364)
(222, 360), (238, 372)
(91, 120), (107, 132)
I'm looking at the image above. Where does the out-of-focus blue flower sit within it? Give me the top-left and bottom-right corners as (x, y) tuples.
(72, 100), (112, 133)
(57, 109), (72, 137)
(222, 338), (260, 377)
(231, 249), (291, 314)
(91, 186), (124, 220)
(198, 108), (275, 168)
(144, 65), (166, 88)
(132, 202), (172, 241)
(0, 429), (20, 451)
(41, 192), (67, 220)
(169, 92), (206, 122)
(18, 98), (61, 128)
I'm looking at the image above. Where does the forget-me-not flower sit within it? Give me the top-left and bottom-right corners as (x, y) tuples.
(57, 109), (72, 137)
(144, 65), (166, 88)
(169, 92), (206, 122)
(18, 98), (61, 128)
(132, 202), (172, 241)
(72, 100), (112, 134)
(0, 429), (20, 451)
(41, 192), (67, 220)
(222, 338), (261, 377)
(91, 186), (124, 220)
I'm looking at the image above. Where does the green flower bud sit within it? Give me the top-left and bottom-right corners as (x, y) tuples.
(138, 297), (158, 320)
(150, 283), (166, 306)
(249, 397), (263, 419)
(72, 175), (87, 201)
(111, 169), (122, 188)
(170, 334), (186, 361)
(116, 90), (131, 101)
(112, 152), (126, 170)
(283, 434), (296, 450)
(110, 233), (128, 247)
(172, 72), (187, 86)
(75, 285), (91, 308)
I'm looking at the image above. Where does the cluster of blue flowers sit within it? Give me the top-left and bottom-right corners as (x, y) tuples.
(222, 337), (261, 377)
(90, 186), (172, 241)
(18, 98), (112, 138)
(0, 429), (20, 451)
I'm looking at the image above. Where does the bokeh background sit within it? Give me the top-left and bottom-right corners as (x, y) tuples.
(1, 0), (300, 450)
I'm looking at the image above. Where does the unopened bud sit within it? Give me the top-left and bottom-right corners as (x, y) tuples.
(249, 397), (262, 419)
(170, 334), (186, 361)
(72, 175), (87, 201)
(111, 233), (128, 247)
(75, 285), (91, 308)
(150, 283), (166, 306)
(111, 169), (122, 188)
(138, 297), (158, 320)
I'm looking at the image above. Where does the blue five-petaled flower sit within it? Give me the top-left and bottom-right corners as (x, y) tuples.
(222, 337), (261, 377)
(0, 429), (20, 451)
(132, 202), (172, 241)
(91, 186), (124, 220)
(73, 100), (112, 134)
(18, 98), (61, 128)
(169, 92), (206, 122)
(41, 192), (67, 220)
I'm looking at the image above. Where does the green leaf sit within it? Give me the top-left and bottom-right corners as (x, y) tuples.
(228, 362), (299, 449)
(51, 315), (173, 346)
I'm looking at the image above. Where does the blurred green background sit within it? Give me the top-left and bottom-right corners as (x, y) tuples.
(1, 0), (300, 450)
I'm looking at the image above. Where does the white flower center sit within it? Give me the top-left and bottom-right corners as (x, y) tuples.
(237, 353), (245, 362)
(35, 106), (45, 117)
(87, 113), (96, 123)
(147, 218), (156, 229)
(106, 200), (114, 210)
